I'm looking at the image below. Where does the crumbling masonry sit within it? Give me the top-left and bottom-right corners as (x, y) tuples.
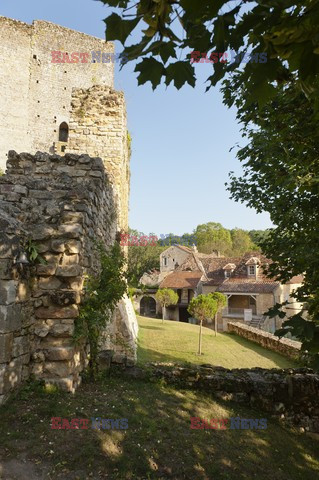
(0, 17), (138, 404)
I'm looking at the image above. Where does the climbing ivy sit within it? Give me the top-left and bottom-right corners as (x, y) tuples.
(74, 241), (128, 378)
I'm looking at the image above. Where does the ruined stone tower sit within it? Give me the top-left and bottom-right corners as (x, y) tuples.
(0, 17), (137, 403)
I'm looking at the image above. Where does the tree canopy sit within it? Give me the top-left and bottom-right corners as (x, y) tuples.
(195, 222), (258, 256)
(101, 0), (319, 108)
(227, 79), (319, 365)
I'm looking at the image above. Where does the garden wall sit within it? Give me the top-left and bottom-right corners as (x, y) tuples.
(124, 363), (319, 433)
(227, 322), (301, 360)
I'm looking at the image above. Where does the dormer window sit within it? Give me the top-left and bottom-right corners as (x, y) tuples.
(245, 257), (260, 277)
(223, 263), (236, 278)
(248, 265), (256, 276)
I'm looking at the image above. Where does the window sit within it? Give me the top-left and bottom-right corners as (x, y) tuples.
(59, 122), (69, 142)
(248, 265), (255, 276)
(225, 270), (231, 278)
(163, 257), (167, 266)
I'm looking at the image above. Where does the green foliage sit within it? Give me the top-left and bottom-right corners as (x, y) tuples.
(155, 288), (179, 308)
(100, 0), (319, 109)
(249, 230), (271, 247)
(24, 239), (46, 265)
(128, 287), (137, 299)
(188, 294), (218, 323)
(227, 80), (319, 363)
(208, 292), (227, 311)
(188, 294), (220, 354)
(156, 288), (178, 322)
(194, 222), (258, 256)
(74, 242), (127, 378)
(195, 222), (232, 255)
(231, 229), (258, 256)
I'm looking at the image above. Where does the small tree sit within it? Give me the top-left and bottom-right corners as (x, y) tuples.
(155, 288), (178, 324)
(188, 294), (218, 355)
(208, 293), (227, 337)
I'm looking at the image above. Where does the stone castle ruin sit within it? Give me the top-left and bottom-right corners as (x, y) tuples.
(0, 17), (138, 404)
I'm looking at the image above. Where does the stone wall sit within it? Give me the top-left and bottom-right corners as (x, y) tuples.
(0, 212), (32, 406)
(124, 363), (319, 433)
(68, 85), (130, 232)
(0, 150), (137, 400)
(0, 16), (114, 171)
(228, 322), (302, 360)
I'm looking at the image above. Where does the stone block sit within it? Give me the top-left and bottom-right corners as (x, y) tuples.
(51, 240), (65, 253)
(0, 259), (12, 280)
(13, 185), (28, 195)
(35, 305), (78, 319)
(17, 282), (31, 302)
(56, 265), (82, 277)
(50, 290), (80, 306)
(0, 281), (16, 304)
(51, 322), (75, 337)
(44, 347), (75, 361)
(0, 333), (13, 362)
(32, 226), (55, 241)
(58, 224), (83, 238)
(29, 190), (54, 200)
(43, 361), (74, 378)
(12, 336), (29, 357)
(36, 264), (56, 276)
(0, 305), (22, 333)
(61, 254), (79, 266)
(62, 212), (83, 223)
(38, 277), (62, 290)
(65, 240), (81, 254)
(40, 336), (73, 348)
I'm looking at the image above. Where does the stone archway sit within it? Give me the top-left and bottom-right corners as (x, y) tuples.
(140, 296), (157, 317)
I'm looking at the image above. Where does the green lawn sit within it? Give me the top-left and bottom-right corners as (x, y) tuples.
(0, 375), (318, 480)
(137, 316), (298, 369)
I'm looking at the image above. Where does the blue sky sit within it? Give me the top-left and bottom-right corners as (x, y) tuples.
(1, 0), (272, 236)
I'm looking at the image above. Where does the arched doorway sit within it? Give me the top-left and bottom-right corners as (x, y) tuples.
(59, 122), (69, 142)
(140, 296), (156, 317)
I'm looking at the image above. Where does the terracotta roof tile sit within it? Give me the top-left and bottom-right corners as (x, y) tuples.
(160, 271), (203, 289)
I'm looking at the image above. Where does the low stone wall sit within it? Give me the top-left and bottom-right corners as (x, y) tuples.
(227, 322), (301, 360)
(124, 363), (319, 433)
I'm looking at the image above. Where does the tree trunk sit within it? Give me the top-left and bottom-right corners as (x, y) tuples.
(198, 319), (203, 355)
(162, 304), (165, 324)
(214, 313), (217, 337)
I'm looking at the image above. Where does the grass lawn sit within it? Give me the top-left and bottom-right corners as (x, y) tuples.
(137, 316), (298, 369)
(0, 375), (318, 480)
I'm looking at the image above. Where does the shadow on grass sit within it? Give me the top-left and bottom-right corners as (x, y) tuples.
(0, 376), (318, 480)
(223, 332), (299, 369)
(139, 325), (163, 331)
(137, 344), (196, 366)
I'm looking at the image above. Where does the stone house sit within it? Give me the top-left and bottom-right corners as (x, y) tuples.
(140, 246), (303, 332)
(200, 253), (303, 332)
